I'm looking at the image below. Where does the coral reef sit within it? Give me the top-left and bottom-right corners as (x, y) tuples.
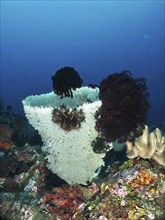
(1, 68), (165, 219)
(0, 143), (61, 220)
(126, 125), (165, 167)
(0, 139), (164, 220)
(0, 103), (42, 147)
(41, 185), (84, 220)
(0, 145), (41, 192)
(52, 105), (85, 131)
(0, 123), (15, 149)
(95, 71), (150, 143)
(52, 66), (83, 98)
(73, 159), (165, 220)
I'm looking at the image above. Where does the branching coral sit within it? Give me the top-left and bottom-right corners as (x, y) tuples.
(95, 71), (150, 143)
(126, 125), (165, 167)
(52, 105), (85, 131)
(52, 66), (83, 98)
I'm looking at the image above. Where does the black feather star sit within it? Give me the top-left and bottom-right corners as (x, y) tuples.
(52, 66), (83, 99)
(95, 71), (150, 144)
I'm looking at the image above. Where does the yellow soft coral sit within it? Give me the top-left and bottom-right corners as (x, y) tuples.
(126, 125), (165, 168)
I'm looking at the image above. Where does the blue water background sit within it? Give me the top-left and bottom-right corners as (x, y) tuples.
(0, 1), (164, 126)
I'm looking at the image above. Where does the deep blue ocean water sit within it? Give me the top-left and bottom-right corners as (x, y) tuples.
(0, 0), (164, 126)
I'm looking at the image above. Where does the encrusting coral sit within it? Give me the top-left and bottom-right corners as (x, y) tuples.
(73, 159), (165, 220)
(52, 66), (83, 98)
(126, 125), (165, 167)
(95, 71), (150, 144)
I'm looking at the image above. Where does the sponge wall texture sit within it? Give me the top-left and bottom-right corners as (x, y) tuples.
(22, 87), (107, 185)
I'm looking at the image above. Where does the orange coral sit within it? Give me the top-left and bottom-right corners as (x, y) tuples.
(129, 169), (154, 188)
(0, 124), (14, 149)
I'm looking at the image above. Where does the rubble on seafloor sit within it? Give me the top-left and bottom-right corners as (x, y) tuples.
(0, 103), (165, 220)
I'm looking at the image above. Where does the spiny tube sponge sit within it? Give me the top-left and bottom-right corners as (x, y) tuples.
(126, 125), (165, 168)
(22, 87), (108, 185)
(52, 66), (83, 98)
(95, 71), (150, 143)
(52, 105), (85, 131)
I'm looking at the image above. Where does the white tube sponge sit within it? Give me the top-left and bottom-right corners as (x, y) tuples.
(126, 125), (165, 168)
(22, 87), (109, 185)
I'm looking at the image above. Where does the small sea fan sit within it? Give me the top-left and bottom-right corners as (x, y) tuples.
(52, 66), (83, 98)
(95, 71), (150, 143)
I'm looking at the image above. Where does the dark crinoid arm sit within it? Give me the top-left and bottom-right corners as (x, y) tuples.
(95, 71), (150, 143)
